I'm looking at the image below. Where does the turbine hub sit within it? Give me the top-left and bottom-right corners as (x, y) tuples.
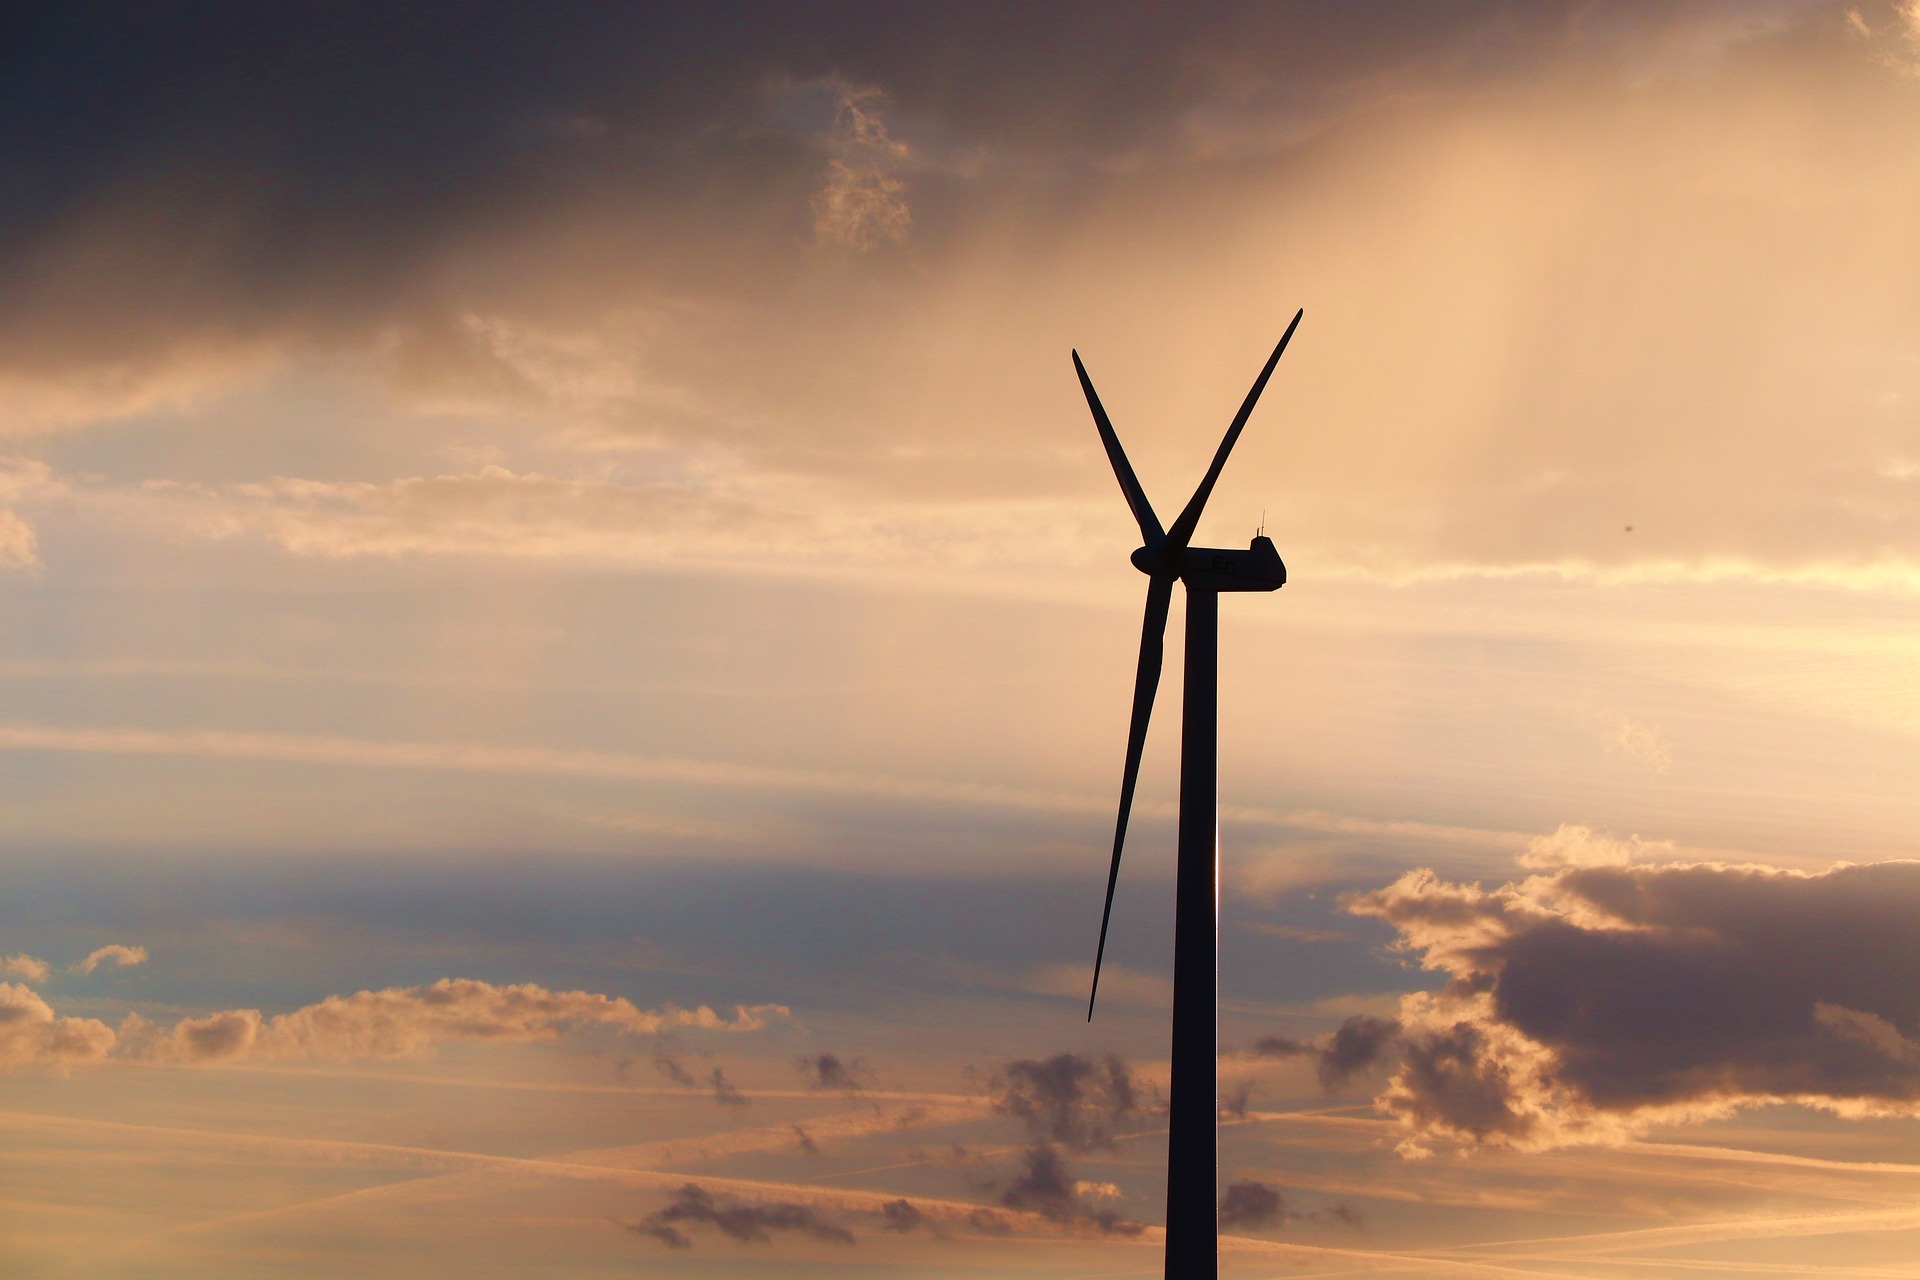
(1129, 546), (1158, 575)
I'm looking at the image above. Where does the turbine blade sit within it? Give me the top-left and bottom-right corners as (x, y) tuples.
(1089, 572), (1174, 1020)
(1163, 308), (1303, 552)
(1074, 350), (1165, 547)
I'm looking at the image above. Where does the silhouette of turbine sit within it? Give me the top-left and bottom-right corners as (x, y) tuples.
(1077, 309), (1301, 1280)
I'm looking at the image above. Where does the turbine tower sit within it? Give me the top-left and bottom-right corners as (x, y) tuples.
(1077, 309), (1301, 1280)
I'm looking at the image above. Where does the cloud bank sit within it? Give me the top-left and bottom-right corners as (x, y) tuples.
(17, 5), (1920, 593)
(1349, 852), (1920, 1152)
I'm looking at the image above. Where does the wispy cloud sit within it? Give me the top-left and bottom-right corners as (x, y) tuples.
(72, 944), (147, 975)
(0, 721), (1115, 816)
(810, 83), (911, 251)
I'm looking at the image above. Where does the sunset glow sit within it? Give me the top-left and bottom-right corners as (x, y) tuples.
(8, 5), (1920, 1277)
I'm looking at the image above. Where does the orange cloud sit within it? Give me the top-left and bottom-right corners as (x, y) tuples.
(142, 978), (789, 1064)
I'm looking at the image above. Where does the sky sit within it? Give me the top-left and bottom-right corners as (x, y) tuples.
(8, 2), (1920, 1276)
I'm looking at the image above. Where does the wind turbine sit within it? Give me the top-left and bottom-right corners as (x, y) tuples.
(1077, 309), (1301, 1280)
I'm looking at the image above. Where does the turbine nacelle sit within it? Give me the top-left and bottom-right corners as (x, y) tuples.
(1130, 536), (1286, 591)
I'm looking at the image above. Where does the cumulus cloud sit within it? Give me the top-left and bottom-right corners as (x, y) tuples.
(1349, 854), (1920, 1152)
(0, 983), (116, 1067)
(629, 1183), (854, 1249)
(72, 944), (148, 975)
(144, 978), (786, 1063)
(2, 955), (50, 984)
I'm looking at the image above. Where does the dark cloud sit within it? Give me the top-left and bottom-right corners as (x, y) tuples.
(707, 1067), (747, 1108)
(1350, 859), (1920, 1151)
(795, 1051), (868, 1092)
(1247, 1016), (1401, 1091)
(879, 1197), (925, 1233)
(650, 1052), (747, 1107)
(1218, 1180), (1284, 1229)
(0, 1), (1786, 435)
(1221, 1078), (1256, 1121)
(1316, 1015), (1401, 1089)
(791, 1123), (819, 1157)
(0, 1), (1660, 249)
(1251, 1034), (1310, 1058)
(988, 1052), (1145, 1150)
(629, 1183), (854, 1249)
(1218, 1180), (1363, 1232)
(999, 1145), (1142, 1237)
(653, 1052), (695, 1087)
(633, 1220), (691, 1250)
